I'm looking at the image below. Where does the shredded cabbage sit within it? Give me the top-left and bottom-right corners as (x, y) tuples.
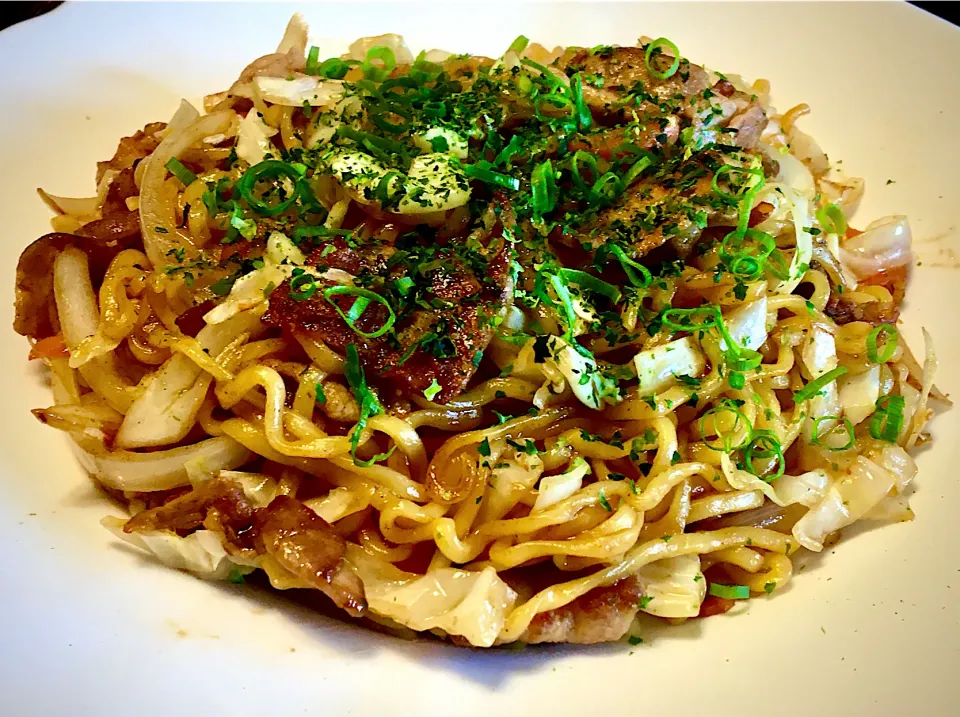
(347, 546), (516, 647)
(636, 555), (706, 618)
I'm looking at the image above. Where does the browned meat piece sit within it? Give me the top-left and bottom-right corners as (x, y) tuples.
(560, 46), (708, 122)
(96, 121), (166, 184)
(522, 576), (643, 644)
(256, 496), (366, 617)
(101, 167), (139, 215)
(13, 234), (66, 340)
(75, 209), (142, 250)
(824, 266), (907, 326)
(124, 479), (255, 535)
(560, 47), (766, 150)
(265, 217), (513, 403)
(14, 212), (144, 341)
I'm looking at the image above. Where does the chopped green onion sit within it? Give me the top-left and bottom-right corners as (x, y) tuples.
(236, 160), (305, 216)
(336, 126), (411, 168)
(570, 74), (592, 130)
(520, 57), (564, 92)
(318, 57), (349, 79)
(507, 35), (530, 54)
(661, 306), (720, 332)
(708, 583), (750, 600)
(393, 276), (415, 296)
(494, 135), (525, 168)
(531, 160), (558, 215)
(164, 157), (197, 187)
(720, 229), (776, 281)
(744, 430), (785, 481)
(363, 46), (397, 82)
(422, 100), (447, 118)
(424, 378), (442, 401)
(534, 92), (576, 127)
(557, 268), (621, 303)
(546, 272), (579, 338)
(292, 225), (350, 245)
(375, 170), (404, 204)
(725, 348), (763, 372)
(866, 323), (898, 363)
(570, 150), (600, 194)
(712, 165), (764, 204)
(610, 245), (652, 288)
(591, 172), (623, 205)
(699, 403), (753, 452)
(644, 37), (681, 80)
(816, 202), (847, 235)
(729, 371), (745, 390)
(305, 46), (320, 75)
(463, 163), (520, 191)
(811, 415), (855, 451)
(622, 155), (653, 188)
(289, 271), (318, 301)
(315, 382), (327, 405)
(869, 395), (905, 443)
(323, 286), (396, 339)
(793, 366), (848, 403)
(343, 343), (387, 466)
(370, 101), (412, 134)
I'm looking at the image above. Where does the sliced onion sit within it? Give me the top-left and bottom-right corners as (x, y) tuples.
(275, 12), (307, 55)
(839, 215), (912, 280)
(54, 248), (136, 413)
(75, 436), (252, 492)
(139, 109), (235, 268)
(37, 189), (100, 219)
(116, 310), (263, 448)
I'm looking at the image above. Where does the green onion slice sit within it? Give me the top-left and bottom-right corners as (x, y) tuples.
(236, 160), (305, 217)
(729, 371), (745, 390)
(699, 403), (753, 452)
(546, 273), (579, 338)
(811, 415), (856, 451)
(869, 395), (905, 443)
(165, 157), (197, 187)
(662, 306), (720, 332)
(531, 160), (558, 215)
(369, 100), (412, 134)
(793, 366), (848, 403)
(712, 165), (765, 204)
(570, 150), (600, 193)
(507, 35), (530, 55)
(610, 245), (652, 288)
(592, 172), (623, 205)
(463, 163), (520, 191)
(866, 323), (898, 363)
(816, 202), (847, 235)
(534, 92), (576, 127)
(708, 583), (750, 600)
(323, 286), (396, 339)
(362, 46), (397, 82)
(318, 57), (349, 79)
(375, 170), (404, 204)
(644, 38), (681, 80)
(305, 46), (321, 75)
(557, 268), (621, 303)
(744, 429), (785, 481)
(343, 343), (386, 465)
(570, 74), (592, 130)
(289, 271), (318, 301)
(494, 135), (525, 168)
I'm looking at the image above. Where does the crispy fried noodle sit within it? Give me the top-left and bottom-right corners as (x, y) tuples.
(14, 16), (949, 647)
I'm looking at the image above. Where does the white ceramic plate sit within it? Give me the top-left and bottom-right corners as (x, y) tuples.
(1, 3), (958, 715)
